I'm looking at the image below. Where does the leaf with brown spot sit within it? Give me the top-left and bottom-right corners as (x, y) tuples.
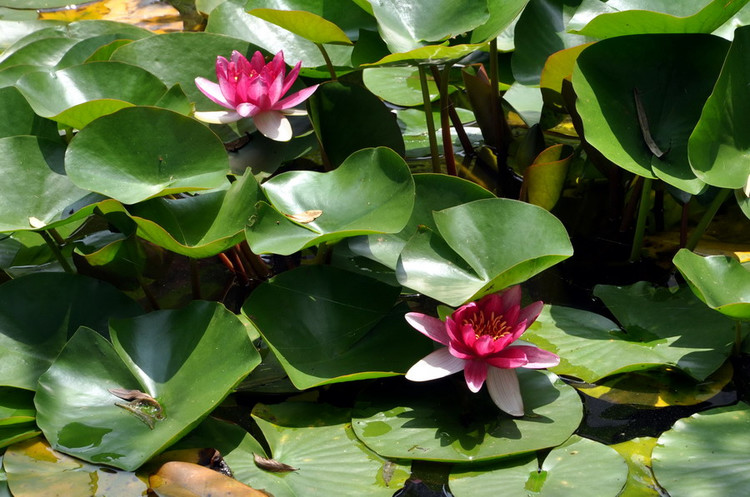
(149, 461), (271, 497)
(284, 210), (323, 224)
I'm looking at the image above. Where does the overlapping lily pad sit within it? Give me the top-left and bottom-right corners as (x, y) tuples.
(525, 283), (742, 383)
(65, 107), (231, 204)
(652, 402), (750, 496)
(449, 435), (627, 496)
(573, 33), (729, 194)
(352, 370), (582, 462)
(3, 438), (147, 497)
(245, 147), (414, 255)
(397, 198), (573, 306)
(95, 172), (264, 258)
(243, 265), (433, 389)
(0, 272), (143, 390)
(34, 301), (261, 470)
(15, 61), (170, 129)
(673, 249), (750, 319)
(0, 87), (58, 139)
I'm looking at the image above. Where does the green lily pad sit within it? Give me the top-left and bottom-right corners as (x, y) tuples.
(308, 82), (405, 167)
(246, 147), (413, 255)
(573, 33), (728, 194)
(34, 301), (261, 470)
(97, 172), (264, 258)
(0, 427), (41, 451)
(367, 0), (489, 53)
(362, 66), (439, 106)
(243, 265), (433, 389)
(0, 36), (78, 70)
(610, 437), (661, 497)
(450, 435), (627, 496)
(567, 0), (750, 38)
(110, 32), (262, 106)
(249, 8), (353, 45)
(470, 0), (530, 43)
(364, 43), (486, 66)
(205, 0), (357, 71)
(0, 86), (58, 139)
(652, 403), (750, 496)
(349, 173), (495, 271)
(0, 388), (35, 426)
(174, 410), (410, 497)
(65, 107), (230, 204)
(3, 438), (147, 497)
(397, 198), (573, 306)
(15, 62), (169, 129)
(0, 272), (142, 390)
(0, 136), (92, 233)
(673, 249), (750, 319)
(511, 0), (592, 85)
(352, 370), (582, 462)
(525, 284), (742, 383)
(689, 25), (750, 189)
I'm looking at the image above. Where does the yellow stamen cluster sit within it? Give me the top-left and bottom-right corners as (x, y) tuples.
(465, 311), (510, 340)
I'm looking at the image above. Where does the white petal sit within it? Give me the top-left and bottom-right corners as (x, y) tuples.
(253, 111), (292, 141)
(486, 367), (524, 417)
(744, 174), (750, 197)
(193, 110), (242, 124)
(280, 108), (309, 116)
(405, 348), (464, 382)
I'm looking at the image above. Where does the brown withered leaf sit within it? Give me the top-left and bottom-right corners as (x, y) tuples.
(284, 210), (323, 224)
(109, 388), (164, 429)
(197, 448), (233, 477)
(253, 453), (298, 473)
(149, 461), (272, 497)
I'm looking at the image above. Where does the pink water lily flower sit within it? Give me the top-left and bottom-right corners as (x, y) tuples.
(405, 286), (559, 417)
(194, 50), (318, 142)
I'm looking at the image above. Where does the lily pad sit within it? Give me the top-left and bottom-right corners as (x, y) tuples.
(0, 427), (40, 451)
(0, 272), (142, 390)
(525, 284), (742, 383)
(610, 437), (662, 497)
(652, 402), (750, 496)
(397, 198), (573, 306)
(3, 438), (147, 497)
(352, 370), (582, 462)
(0, 388), (35, 426)
(567, 0), (750, 38)
(243, 265), (433, 389)
(0, 86), (58, 139)
(15, 61), (169, 129)
(573, 33), (729, 194)
(450, 435), (627, 496)
(522, 144), (574, 211)
(65, 107), (230, 204)
(0, 136), (92, 233)
(673, 249), (750, 319)
(96, 172), (264, 258)
(34, 301), (261, 470)
(689, 25), (750, 190)
(245, 147), (413, 255)
(362, 66), (439, 106)
(249, 8), (353, 45)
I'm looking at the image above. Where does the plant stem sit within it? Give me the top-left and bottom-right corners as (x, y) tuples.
(38, 230), (74, 273)
(315, 43), (337, 81)
(418, 64), (441, 173)
(686, 188), (732, 251)
(430, 67), (474, 157)
(629, 177), (652, 262)
(489, 39), (503, 158)
(430, 65), (456, 176)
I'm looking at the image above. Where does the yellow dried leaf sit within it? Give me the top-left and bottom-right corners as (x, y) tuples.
(285, 209), (323, 224)
(149, 461), (271, 497)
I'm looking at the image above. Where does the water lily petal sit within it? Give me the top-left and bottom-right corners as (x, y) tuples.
(405, 313), (450, 345)
(500, 286), (522, 312)
(487, 367), (524, 416)
(194, 77), (232, 109)
(281, 108), (309, 116)
(253, 111), (293, 141)
(510, 345), (560, 368)
(250, 51), (266, 73)
(478, 292), (503, 316)
(282, 61), (302, 95)
(464, 359), (487, 393)
(193, 110), (242, 124)
(236, 102), (260, 118)
(518, 300), (544, 327)
(484, 346), (528, 369)
(406, 348), (465, 382)
(274, 84), (319, 111)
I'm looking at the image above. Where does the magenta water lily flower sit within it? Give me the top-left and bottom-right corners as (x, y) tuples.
(405, 286), (559, 417)
(194, 50), (318, 142)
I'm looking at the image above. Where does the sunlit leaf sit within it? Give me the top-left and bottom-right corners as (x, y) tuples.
(249, 8), (352, 45)
(149, 461), (270, 497)
(521, 144), (574, 211)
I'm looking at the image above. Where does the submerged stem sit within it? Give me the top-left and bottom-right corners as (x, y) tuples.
(430, 65), (456, 176)
(629, 177), (653, 262)
(38, 230), (74, 273)
(315, 43), (337, 81)
(686, 188), (732, 251)
(418, 64), (441, 173)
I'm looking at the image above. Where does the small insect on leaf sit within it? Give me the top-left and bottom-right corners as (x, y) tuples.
(253, 453), (298, 473)
(109, 388), (164, 429)
(285, 209), (323, 224)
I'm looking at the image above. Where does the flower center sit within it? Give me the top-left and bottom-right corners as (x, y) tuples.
(465, 311), (510, 340)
